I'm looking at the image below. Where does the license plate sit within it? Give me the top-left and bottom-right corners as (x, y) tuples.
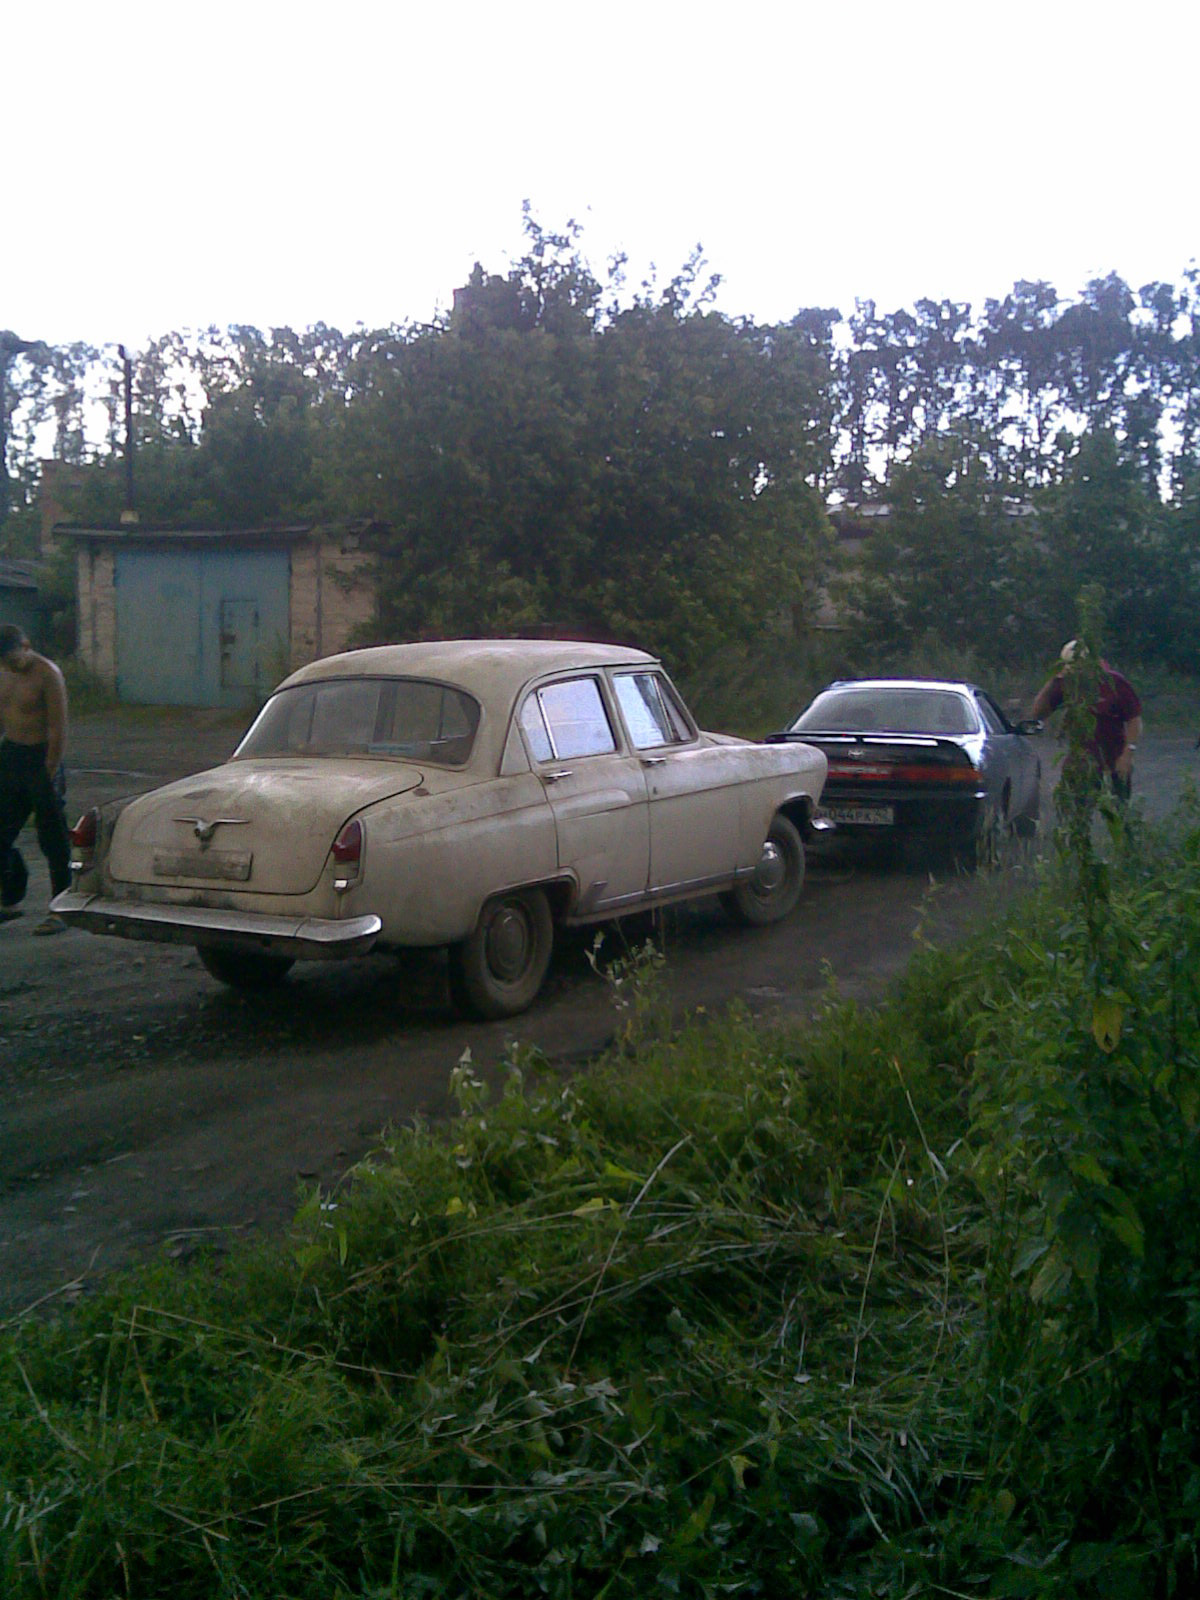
(817, 803), (895, 827)
(154, 849), (253, 881)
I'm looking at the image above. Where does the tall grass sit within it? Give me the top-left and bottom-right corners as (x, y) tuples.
(3, 801), (1199, 1595)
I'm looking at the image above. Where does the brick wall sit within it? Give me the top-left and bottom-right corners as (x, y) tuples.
(76, 543), (117, 687)
(289, 532), (378, 669)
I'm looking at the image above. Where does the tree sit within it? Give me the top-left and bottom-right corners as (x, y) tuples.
(334, 221), (835, 676)
(1032, 428), (1159, 660)
(846, 434), (1037, 669)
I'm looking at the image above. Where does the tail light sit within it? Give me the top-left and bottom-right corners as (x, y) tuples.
(331, 818), (363, 889)
(825, 759), (981, 785)
(69, 807), (100, 870)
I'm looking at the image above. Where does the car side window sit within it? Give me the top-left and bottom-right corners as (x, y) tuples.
(614, 671), (693, 750)
(976, 693), (1007, 734)
(522, 677), (617, 760)
(519, 695), (554, 762)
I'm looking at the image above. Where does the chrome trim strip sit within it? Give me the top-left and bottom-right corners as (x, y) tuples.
(49, 891), (381, 959)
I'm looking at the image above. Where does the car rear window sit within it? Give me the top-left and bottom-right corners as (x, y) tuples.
(234, 677), (481, 764)
(791, 688), (978, 736)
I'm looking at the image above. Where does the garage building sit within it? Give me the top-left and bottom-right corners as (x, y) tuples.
(60, 522), (377, 707)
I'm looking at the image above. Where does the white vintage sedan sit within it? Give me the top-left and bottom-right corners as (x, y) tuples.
(53, 640), (828, 1018)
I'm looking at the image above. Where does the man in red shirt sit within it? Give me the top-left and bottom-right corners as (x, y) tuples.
(1030, 640), (1143, 800)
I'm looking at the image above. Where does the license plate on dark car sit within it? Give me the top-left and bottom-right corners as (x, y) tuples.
(817, 803), (895, 826)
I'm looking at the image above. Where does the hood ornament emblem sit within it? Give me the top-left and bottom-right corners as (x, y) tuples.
(174, 816), (249, 848)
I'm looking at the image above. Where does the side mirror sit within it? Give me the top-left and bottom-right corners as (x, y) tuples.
(1015, 718), (1044, 736)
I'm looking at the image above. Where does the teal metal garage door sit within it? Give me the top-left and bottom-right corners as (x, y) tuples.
(113, 547), (289, 707)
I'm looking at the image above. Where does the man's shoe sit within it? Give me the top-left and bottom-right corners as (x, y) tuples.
(32, 915), (66, 936)
(0, 905), (23, 923)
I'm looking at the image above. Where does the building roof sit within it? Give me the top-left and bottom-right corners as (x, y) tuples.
(0, 558), (40, 591)
(55, 523), (315, 545)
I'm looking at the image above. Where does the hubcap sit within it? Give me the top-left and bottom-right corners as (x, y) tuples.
(752, 840), (785, 897)
(486, 903), (531, 981)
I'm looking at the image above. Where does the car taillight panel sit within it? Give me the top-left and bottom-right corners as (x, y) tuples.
(826, 762), (893, 780)
(331, 819), (364, 889)
(70, 808), (99, 849)
(332, 819), (363, 864)
(825, 760), (981, 784)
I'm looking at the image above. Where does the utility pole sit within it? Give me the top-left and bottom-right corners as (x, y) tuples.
(0, 330), (37, 535)
(117, 344), (135, 519)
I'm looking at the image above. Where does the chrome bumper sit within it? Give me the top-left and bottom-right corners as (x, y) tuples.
(49, 890), (382, 960)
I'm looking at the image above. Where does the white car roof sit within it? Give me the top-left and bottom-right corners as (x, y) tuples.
(823, 678), (978, 696)
(281, 638), (659, 707)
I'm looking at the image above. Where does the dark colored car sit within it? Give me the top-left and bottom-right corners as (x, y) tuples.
(771, 678), (1042, 863)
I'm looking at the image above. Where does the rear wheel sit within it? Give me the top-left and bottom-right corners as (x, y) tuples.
(955, 795), (1012, 872)
(722, 814), (805, 927)
(449, 889), (554, 1019)
(1014, 786), (1041, 840)
(197, 945), (294, 990)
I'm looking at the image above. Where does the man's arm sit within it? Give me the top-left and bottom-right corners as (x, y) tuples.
(43, 661), (68, 772)
(1029, 675), (1061, 720)
(1113, 713), (1143, 779)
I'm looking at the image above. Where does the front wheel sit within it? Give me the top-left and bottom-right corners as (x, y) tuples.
(722, 814), (806, 928)
(449, 888), (554, 1019)
(196, 944), (294, 990)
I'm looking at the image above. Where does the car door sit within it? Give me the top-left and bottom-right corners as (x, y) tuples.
(975, 690), (1038, 818)
(518, 674), (651, 916)
(611, 669), (743, 894)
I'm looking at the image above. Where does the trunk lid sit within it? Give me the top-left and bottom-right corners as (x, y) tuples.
(770, 733), (979, 792)
(107, 760), (425, 893)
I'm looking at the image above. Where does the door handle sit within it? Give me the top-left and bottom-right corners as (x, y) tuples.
(641, 756), (667, 767)
(543, 769), (574, 784)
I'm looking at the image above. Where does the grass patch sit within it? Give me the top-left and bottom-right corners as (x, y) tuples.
(2, 804), (1199, 1596)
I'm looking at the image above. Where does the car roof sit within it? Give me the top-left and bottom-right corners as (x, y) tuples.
(819, 678), (981, 696)
(280, 638), (659, 705)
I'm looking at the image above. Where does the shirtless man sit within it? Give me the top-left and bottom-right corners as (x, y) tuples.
(0, 623), (71, 932)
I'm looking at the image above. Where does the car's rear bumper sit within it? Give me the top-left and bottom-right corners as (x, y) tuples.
(49, 890), (382, 959)
(815, 789), (985, 836)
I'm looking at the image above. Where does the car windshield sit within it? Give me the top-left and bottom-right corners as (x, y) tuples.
(791, 687), (978, 736)
(234, 677), (481, 765)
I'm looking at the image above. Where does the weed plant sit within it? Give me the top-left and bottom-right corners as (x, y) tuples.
(3, 764), (1199, 1592)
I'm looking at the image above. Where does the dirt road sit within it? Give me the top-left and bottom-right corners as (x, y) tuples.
(1, 712), (1193, 1319)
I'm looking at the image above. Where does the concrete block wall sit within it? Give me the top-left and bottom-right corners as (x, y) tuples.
(289, 534), (378, 670)
(76, 544), (118, 688)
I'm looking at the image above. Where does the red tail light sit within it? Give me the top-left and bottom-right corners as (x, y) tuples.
(332, 819), (363, 865)
(826, 761), (980, 784)
(70, 808), (99, 848)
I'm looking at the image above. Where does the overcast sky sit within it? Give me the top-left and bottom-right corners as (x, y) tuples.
(7, 0), (1196, 349)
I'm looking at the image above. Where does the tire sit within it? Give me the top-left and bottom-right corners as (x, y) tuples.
(196, 944), (294, 990)
(448, 888), (554, 1020)
(976, 806), (1002, 870)
(956, 797), (1014, 872)
(722, 814), (806, 928)
(1014, 785), (1041, 840)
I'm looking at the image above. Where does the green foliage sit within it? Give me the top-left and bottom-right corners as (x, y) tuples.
(337, 224), (835, 678)
(8, 250), (1200, 684)
(0, 941), (987, 1596)
(956, 660), (1200, 1591)
(845, 432), (1040, 669)
(839, 425), (1200, 675)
